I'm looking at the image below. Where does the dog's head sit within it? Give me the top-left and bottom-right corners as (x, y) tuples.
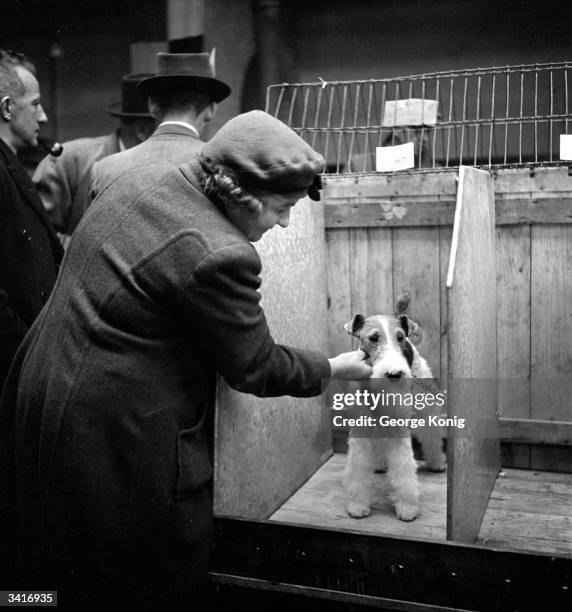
(344, 313), (416, 379)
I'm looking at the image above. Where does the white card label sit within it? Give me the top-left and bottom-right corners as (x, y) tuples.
(376, 142), (415, 172)
(382, 99), (439, 127)
(560, 134), (572, 161)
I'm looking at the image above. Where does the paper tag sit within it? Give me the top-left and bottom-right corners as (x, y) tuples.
(376, 142), (415, 172)
(382, 99), (439, 127)
(560, 134), (572, 160)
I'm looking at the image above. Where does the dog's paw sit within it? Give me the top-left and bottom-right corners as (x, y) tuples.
(347, 502), (371, 518)
(395, 502), (419, 521)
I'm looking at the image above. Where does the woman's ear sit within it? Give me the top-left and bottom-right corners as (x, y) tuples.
(0, 96), (12, 122)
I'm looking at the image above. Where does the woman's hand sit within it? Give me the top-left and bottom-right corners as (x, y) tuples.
(328, 349), (372, 380)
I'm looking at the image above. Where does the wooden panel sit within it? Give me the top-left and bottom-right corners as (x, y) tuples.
(326, 229), (352, 356)
(212, 517), (572, 612)
(496, 225), (532, 468)
(214, 197), (330, 519)
(446, 166), (501, 543)
(393, 228), (442, 378)
(531, 225), (572, 471)
(500, 418), (572, 445)
(439, 227), (452, 388)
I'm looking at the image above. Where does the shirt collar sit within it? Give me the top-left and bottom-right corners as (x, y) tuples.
(158, 120), (200, 138)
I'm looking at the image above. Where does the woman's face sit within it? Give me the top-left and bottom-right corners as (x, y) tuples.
(227, 192), (299, 242)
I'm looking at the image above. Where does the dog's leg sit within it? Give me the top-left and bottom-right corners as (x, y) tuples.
(344, 436), (375, 518)
(415, 421), (446, 472)
(385, 434), (420, 521)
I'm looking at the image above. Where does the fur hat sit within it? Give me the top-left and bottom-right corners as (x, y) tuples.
(201, 110), (325, 201)
(108, 73), (154, 118)
(137, 50), (231, 103)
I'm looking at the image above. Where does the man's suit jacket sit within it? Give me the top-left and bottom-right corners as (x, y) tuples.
(90, 123), (204, 200)
(0, 157), (330, 608)
(33, 130), (122, 238)
(0, 138), (63, 388)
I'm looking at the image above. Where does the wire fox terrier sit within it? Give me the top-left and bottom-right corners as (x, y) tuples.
(343, 295), (446, 521)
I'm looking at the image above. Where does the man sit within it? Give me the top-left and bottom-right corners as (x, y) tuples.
(90, 50), (230, 200)
(33, 73), (155, 246)
(0, 111), (371, 609)
(0, 49), (63, 390)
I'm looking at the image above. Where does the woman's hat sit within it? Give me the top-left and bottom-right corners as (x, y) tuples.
(107, 73), (155, 118)
(201, 110), (325, 201)
(137, 50), (231, 103)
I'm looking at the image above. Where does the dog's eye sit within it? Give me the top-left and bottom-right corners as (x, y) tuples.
(368, 332), (379, 343)
(396, 330), (405, 342)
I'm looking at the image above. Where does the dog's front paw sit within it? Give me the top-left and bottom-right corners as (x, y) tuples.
(347, 502), (371, 518)
(395, 502), (419, 521)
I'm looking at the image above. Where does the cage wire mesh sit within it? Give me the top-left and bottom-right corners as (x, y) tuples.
(266, 62), (572, 174)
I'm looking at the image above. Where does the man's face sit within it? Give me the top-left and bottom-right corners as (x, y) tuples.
(8, 66), (47, 151)
(227, 192), (300, 242)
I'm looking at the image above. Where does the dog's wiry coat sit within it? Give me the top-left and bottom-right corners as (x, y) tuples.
(343, 308), (446, 521)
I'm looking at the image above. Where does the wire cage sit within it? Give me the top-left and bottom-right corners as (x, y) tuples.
(266, 62), (572, 174)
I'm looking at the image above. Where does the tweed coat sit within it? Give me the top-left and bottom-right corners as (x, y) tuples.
(32, 130), (122, 237)
(90, 122), (204, 200)
(0, 138), (63, 388)
(0, 157), (330, 609)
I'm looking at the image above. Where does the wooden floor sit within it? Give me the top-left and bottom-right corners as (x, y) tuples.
(269, 453), (572, 558)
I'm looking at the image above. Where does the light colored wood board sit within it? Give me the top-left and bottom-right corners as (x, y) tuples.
(214, 197), (330, 519)
(500, 418), (572, 445)
(531, 225), (572, 422)
(446, 166), (501, 543)
(348, 228), (394, 318)
(494, 166), (572, 195)
(439, 227), (452, 388)
(496, 225), (531, 419)
(392, 228), (442, 378)
(478, 467), (572, 557)
(269, 453), (447, 541)
(324, 171), (459, 200)
(326, 229), (353, 356)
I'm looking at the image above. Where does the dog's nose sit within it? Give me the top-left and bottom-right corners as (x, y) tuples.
(386, 371), (404, 379)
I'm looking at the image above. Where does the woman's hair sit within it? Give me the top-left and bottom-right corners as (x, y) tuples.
(199, 154), (263, 215)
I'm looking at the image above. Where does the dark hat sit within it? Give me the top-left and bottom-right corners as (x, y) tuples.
(137, 50), (231, 103)
(201, 110), (325, 201)
(108, 73), (155, 118)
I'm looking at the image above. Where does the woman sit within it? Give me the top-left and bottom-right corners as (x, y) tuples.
(0, 110), (371, 609)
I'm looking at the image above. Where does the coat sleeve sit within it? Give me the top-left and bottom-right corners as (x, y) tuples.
(186, 242), (331, 398)
(32, 152), (75, 234)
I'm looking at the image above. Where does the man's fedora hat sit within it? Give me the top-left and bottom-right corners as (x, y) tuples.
(108, 73), (155, 118)
(137, 49), (231, 103)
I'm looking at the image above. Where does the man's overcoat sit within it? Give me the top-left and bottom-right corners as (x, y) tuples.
(0, 158), (329, 609)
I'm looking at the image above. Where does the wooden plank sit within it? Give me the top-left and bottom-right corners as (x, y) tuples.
(212, 517), (572, 612)
(393, 228), (442, 378)
(349, 228), (394, 317)
(324, 197), (572, 228)
(326, 229), (352, 356)
(269, 454), (447, 540)
(439, 227), (452, 388)
(214, 197), (330, 519)
(500, 418), (572, 446)
(446, 166), (501, 543)
(496, 225), (531, 468)
(531, 224), (572, 471)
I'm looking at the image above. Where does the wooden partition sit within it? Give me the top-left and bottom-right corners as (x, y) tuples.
(446, 166), (501, 542)
(324, 167), (572, 472)
(214, 197), (331, 519)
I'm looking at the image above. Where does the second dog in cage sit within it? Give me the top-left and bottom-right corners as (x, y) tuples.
(342, 295), (446, 521)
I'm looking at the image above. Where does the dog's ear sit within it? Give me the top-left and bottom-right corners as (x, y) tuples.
(395, 290), (411, 315)
(399, 314), (424, 345)
(344, 314), (365, 336)
(398, 314), (410, 336)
